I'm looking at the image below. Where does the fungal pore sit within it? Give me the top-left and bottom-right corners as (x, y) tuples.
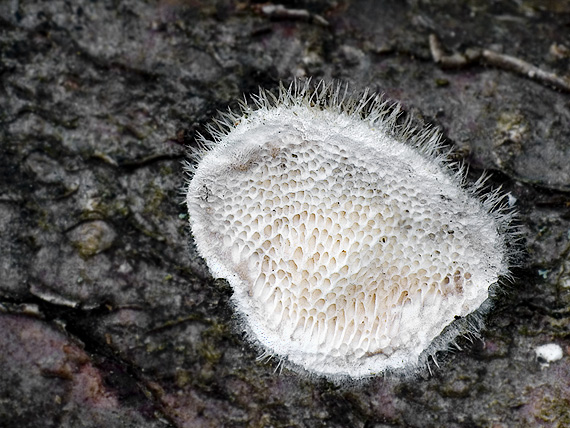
(185, 81), (515, 379)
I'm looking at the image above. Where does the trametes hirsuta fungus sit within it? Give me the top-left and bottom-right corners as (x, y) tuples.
(185, 81), (517, 380)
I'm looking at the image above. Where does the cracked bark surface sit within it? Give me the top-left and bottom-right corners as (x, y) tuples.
(1, 1), (569, 427)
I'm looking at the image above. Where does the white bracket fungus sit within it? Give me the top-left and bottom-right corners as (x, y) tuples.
(185, 80), (517, 380)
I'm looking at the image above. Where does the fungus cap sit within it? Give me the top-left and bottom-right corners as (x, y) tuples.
(185, 81), (514, 379)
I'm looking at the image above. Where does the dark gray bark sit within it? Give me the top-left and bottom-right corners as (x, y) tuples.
(1, 1), (569, 427)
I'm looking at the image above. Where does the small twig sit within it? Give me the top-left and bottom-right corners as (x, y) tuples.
(429, 34), (570, 93)
(480, 49), (570, 92)
(429, 34), (478, 68)
(257, 4), (329, 27)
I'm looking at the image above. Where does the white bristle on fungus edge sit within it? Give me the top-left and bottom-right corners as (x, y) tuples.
(184, 79), (518, 381)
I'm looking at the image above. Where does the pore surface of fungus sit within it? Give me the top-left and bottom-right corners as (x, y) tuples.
(186, 81), (514, 379)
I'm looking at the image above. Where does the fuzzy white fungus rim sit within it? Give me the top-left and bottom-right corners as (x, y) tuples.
(185, 81), (514, 379)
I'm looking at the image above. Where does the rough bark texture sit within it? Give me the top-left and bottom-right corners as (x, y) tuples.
(1, 1), (569, 427)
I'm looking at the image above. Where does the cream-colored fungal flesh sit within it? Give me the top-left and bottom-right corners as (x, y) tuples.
(186, 82), (512, 378)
